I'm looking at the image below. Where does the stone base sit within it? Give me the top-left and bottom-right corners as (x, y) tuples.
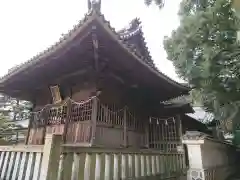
(188, 166), (236, 180)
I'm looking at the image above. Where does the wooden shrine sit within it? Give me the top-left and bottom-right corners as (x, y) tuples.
(0, 0), (197, 151)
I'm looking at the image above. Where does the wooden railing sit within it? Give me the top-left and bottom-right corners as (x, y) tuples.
(0, 145), (43, 180)
(27, 98), (148, 147)
(60, 146), (186, 180)
(149, 117), (182, 151)
(0, 134), (61, 180)
(27, 97), (183, 153)
(28, 98), (94, 145)
(0, 134), (187, 180)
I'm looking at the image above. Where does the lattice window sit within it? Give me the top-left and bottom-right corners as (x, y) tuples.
(149, 117), (181, 151)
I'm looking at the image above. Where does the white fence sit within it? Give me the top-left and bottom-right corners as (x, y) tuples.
(0, 134), (186, 180)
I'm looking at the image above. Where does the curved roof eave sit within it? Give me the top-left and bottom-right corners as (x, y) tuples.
(0, 11), (96, 84)
(0, 10), (190, 92)
(94, 15), (190, 92)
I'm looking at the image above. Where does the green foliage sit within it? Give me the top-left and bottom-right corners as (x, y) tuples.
(164, 0), (240, 131)
(0, 94), (32, 122)
(0, 94), (31, 141)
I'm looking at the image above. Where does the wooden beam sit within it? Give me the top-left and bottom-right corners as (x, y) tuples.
(91, 26), (99, 72)
(55, 69), (88, 83)
(108, 72), (125, 84)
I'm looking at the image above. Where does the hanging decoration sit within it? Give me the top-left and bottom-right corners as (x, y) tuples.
(50, 85), (62, 104)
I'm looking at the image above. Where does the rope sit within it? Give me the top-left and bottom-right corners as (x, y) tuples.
(150, 116), (175, 122)
(69, 95), (97, 105)
(31, 96), (98, 115)
(31, 100), (69, 115)
(150, 116), (176, 126)
(99, 102), (125, 114)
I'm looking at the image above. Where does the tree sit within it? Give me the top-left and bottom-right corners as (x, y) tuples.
(144, 0), (203, 10)
(163, 0), (240, 132)
(144, 0), (165, 9)
(0, 94), (31, 142)
(0, 94), (31, 122)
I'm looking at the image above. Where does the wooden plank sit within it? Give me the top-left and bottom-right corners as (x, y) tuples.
(0, 151), (6, 170)
(62, 145), (183, 155)
(134, 154), (140, 178)
(11, 152), (22, 180)
(24, 152), (35, 180)
(1, 152), (10, 179)
(84, 153), (91, 180)
(76, 153), (86, 180)
(104, 153), (111, 180)
(128, 154), (134, 177)
(0, 145), (44, 153)
(32, 153), (42, 180)
(18, 152), (28, 180)
(40, 134), (62, 180)
(5, 151), (16, 179)
(95, 153), (102, 180)
(59, 153), (74, 180)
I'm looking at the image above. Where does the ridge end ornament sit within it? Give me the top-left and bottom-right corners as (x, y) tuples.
(88, 0), (101, 13)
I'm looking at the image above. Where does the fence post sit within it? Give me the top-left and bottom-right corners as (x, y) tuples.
(41, 107), (50, 145)
(90, 97), (98, 146)
(63, 99), (72, 143)
(40, 134), (62, 180)
(123, 106), (128, 147)
(25, 114), (33, 145)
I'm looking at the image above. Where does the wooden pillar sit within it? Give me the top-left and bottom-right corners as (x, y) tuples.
(177, 114), (186, 169)
(145, 118), (150, 148)
(63, 99), (72, 143)
(41, 107), (50, 145)
(25, 113), (34, 145)
(177, 115), (183, 138)
(123, 106), (128, 147)
(91, 98), (98, 146)
(40, 134), (63, 180)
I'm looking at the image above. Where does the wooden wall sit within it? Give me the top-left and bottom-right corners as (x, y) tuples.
(34, 88), (52, 111)
(71, 82), (97, 102)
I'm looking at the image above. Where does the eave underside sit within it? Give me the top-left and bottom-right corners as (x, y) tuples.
(0, 20), (189, 102)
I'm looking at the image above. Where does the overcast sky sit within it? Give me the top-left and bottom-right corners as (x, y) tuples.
(0, 0), (182, 82)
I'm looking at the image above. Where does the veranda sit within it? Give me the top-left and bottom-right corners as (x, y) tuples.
(27, 96), (183, 152)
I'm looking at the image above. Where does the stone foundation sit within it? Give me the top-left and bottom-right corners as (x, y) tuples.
(183, 131), (239, 180)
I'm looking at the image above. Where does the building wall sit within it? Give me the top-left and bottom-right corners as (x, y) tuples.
(34, 87), (52, 110)
(33, 81), (97, 110)
(71, 82), (97, 102)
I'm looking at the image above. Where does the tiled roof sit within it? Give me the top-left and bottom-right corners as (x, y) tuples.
(0, 4), (189, 91)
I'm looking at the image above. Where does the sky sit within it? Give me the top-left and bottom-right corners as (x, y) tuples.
(0, 0), (182, 82)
